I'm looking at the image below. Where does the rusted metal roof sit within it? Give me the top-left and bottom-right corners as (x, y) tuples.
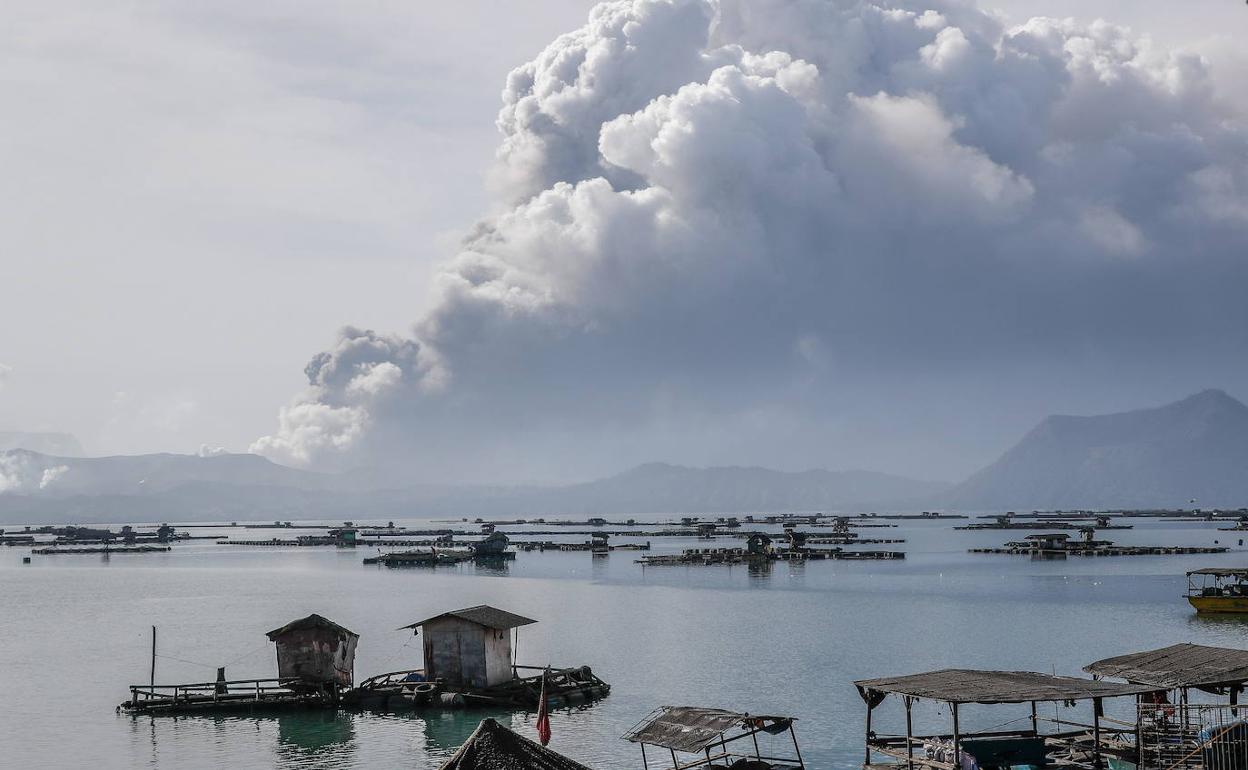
(854, 669), (1155, 704)
(401, 605), (537, 631)
(622, 706), (793, 753)
(1084, 643), (1248, 689)
(439, 718), (590, 770)
(265, 614), (358, 640)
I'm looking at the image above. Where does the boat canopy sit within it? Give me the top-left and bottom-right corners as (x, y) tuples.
(854, 668), (1156, 705)
(1084, 643), (1248, 690)
(622, 706), (794, 753)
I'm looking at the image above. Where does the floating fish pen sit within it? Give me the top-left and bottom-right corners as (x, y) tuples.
(637, 547), (905, 565)
(32, 544), (171, 555)
(969, 531), (1228, 557)
(345, 606), (609, 711)
(362, 549), (514, 567)
(121, 605), (610, 717)
(800, 536), (905, 545)
(957, 515), (1131, 531)
(122, 614), (359, 715)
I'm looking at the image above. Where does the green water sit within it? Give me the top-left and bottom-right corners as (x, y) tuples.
(2, 518), (1247, 768)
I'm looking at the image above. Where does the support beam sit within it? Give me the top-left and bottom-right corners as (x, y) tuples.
(952, 703), (961, 770)
(1092, 697), (1103, 770)
(905, 696), (915, 770)
(1030, 701), (1038, 735)
(865, 702), (875, 765)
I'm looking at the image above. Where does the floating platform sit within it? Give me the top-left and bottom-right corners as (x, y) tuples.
(513, 541), (651, 552)
(955, 522), (1133, 530)
(970, 545), (1228, 556)
(637, 547), (904, 565)
(346, 665), (609, 711)
(362, 550), (515, 567)
(31, 545), (171, 555)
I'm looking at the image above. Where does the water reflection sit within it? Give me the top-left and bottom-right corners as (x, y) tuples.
(421, 709), (513, 753)
(276, 712), (356, 764)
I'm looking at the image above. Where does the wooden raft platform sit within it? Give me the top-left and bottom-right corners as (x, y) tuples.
(638, 547), (904, 565)
(970, 545), (1228, 556)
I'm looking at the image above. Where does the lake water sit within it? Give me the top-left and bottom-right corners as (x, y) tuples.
(2, 516), (1247, 769)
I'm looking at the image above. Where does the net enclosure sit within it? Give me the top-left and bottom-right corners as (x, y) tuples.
(1084, 643), (1248, 690)
(854, 669), (1157, 704)
(622, 706), (795, 753)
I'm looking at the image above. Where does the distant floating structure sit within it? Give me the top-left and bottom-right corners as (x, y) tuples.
(970, 528), (1228, 557)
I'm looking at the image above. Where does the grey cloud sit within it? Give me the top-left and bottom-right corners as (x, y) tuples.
(254, 0), (1248, 481)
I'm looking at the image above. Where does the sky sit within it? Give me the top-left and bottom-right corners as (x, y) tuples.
(2, 0), (1246, 484)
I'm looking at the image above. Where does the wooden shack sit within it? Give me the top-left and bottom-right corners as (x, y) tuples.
(265, 614), (359, 692)
(401, 606), (536, 689)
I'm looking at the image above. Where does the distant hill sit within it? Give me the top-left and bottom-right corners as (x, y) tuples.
(0, 431), (84, 456)
(0, 450), (948, 524)
(0, 449), (330, 498)
(945, 389), (1248, 509)
(528, 462), (950, 514)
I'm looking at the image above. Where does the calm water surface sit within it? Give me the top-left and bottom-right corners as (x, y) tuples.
(2, 517), (1247, 769)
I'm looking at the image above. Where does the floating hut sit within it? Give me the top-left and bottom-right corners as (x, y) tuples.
(623, 705), (805, 769)
(439, 718), (590, 770)
(121, 613), (359, 714)
(1085, 643), (1248, 769)
(265, 614), (359, 694)
(855, 668), (1157, 769)
(410, 605), (534, 690)
(346, 605), (610, 710)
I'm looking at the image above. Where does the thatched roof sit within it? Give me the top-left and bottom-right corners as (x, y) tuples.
(855, 669), (1155, 704)
(1084, 643), (1248, 689)
(438, 719), (590, 770)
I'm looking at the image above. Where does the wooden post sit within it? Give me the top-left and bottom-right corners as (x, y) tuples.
(752, 726), (761, 759)
(1233, 686), (1240, 718)
(1092, 697), (1103, 769)
(905, 696), (915, 769)
(149, 626), (157, 695)
(670, 747), (679, 768)
(1134, 694), (1143, 767)
(951, 703), (961, 770)
(1030, 701), (1038, 735)
(640, 743), (649, 770)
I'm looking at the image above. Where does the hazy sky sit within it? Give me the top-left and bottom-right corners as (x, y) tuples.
(2, 0), (1246, 483)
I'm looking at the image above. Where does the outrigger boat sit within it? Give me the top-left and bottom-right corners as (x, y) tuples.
(1186, 569), (1248, 613)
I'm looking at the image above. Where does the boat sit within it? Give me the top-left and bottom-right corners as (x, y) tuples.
(1186, 568), (1248, 613)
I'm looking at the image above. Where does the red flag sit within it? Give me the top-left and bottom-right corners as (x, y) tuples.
(536, 669), (551, 746)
